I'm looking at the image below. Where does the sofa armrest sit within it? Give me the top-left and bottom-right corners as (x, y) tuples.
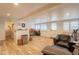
(53, 38), (57, 45)
(50, 37), (57, 44)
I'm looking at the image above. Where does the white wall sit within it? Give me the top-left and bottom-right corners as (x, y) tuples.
(0, 19), (5, 40)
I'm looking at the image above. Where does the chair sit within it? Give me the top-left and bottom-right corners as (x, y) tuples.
(42, 34), (75, 55)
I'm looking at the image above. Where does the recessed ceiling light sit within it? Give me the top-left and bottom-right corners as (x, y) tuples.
(7, 13), (11, 16)
(13, 3), (19, 6)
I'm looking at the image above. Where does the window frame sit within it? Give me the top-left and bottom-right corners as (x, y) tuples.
(51, 23), (57, 30)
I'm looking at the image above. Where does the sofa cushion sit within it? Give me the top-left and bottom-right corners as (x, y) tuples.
(56, 41), (69, 48)
(55, 34), (71, 48)
(58, 34), (70, 42)
(42, 45), (72, 55)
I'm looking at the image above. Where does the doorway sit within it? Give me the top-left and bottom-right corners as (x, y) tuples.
(5, 20), (14, 40)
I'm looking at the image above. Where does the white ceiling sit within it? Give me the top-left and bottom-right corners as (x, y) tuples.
(0, 3), (48, 19)
(1, 3), (79, 21)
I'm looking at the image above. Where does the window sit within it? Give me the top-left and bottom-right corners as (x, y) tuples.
(35, 24), (40, 30)
(51, 23), (57, 30)
(35, 25), (37, 30)
(40, 24), (44, 30)
(63, 22), (69, 32)
(37, 25), (41, 30)
(31, 25), (36, 29)
(43, 24), (47, 30)
(40, 24), (47, 31)
(70, 21), (78, 30)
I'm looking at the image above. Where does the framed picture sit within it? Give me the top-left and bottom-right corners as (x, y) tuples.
(22, 23), (25, 28)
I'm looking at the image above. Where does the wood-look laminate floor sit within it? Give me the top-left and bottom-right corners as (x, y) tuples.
(0, 36), (53, 55)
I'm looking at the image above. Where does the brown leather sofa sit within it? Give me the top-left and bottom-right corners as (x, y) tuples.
(42, 34), (75, 55)
(29, 28), (40, 36)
